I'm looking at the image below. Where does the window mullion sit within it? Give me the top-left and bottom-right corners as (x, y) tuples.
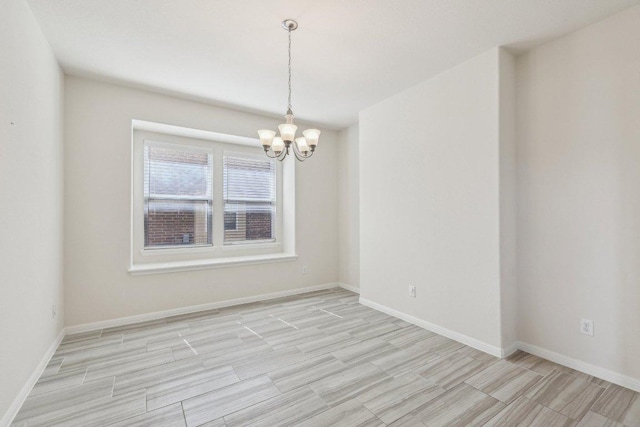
(212, 146), (225, 247)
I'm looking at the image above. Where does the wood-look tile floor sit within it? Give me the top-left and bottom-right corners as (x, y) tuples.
(12, 289), (640, 427)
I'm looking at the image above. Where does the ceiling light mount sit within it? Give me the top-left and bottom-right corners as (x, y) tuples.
(281, 19), (298, 31)
(258, 19), (320, 162)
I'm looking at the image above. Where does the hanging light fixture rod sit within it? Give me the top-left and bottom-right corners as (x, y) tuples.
(257, 19), (320, 162)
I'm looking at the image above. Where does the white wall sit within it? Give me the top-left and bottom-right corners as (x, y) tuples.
(337, 123), (360, 289)
(0, 0), (64, 421)
(517, 5), (640, 382)
(63, 77), (339, 327)
(359, 48), (512, 352)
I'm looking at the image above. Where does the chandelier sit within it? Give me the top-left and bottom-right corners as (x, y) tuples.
(257, 19), (320, 162)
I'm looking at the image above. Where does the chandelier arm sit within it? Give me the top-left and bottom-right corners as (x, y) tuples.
(291, 139), (301, 156)
(263, 146), (288, 161)
(263, 148), (279, 159)
(291, 139), (312, 159)
(292, 149), (307, 162)
(292, 143), (315, 162)
(296, 153), (313, 162)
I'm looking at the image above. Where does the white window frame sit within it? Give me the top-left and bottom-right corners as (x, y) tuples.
(129, 120), (297, 275)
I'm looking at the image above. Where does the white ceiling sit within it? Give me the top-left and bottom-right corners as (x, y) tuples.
(26, 0), (639, 129)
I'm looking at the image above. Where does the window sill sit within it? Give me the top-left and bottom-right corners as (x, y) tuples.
(128, 252), (298, 275)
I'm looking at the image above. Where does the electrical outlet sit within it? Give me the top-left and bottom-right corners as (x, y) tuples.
(580, 318), (594, 336)
(302, 265), (308, 275)
(409, 285), (416, 298)
(52, 304), (57, 319)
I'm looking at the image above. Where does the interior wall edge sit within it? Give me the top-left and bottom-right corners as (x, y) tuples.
(338, 283), (360, 294)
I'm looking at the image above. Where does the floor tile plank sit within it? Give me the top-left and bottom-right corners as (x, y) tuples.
(83, 348), (175, 382)
(108, 402), (187, 427)
(13, 378), (115, 424)
(310, 362), (391, 407)
(296, 398), (384, 427)
(591, 384), (640, 426)
(484, 395), (576, 427)
(356, 373), (445, 424)
(146, 365), (239, 411)
(29, 367), (87, 397)
(268, 354), (347, 393)
(417, 351), (486, 390)
(395, 383), (504, 427)
(526, 370), (606, 420)
(223, 386), (327, 427)
(181, 375), (280, 427)
(465, 359), (542, 404)
(112, 357), (204, 397)
(576, 411), (627, 427)
(20, 389), (145, 427)
(296, 331), (360, 357)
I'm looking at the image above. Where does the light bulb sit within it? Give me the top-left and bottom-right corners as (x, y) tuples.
(272, 137), (284, 153)
(295, 137), (309, 154)
(257, 130), (276, 147)
(303, 129), (321, 146)
(278, 123), (297, 142)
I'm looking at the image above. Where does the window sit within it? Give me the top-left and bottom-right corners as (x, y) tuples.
(130, 121), (296, 274)
(223, 155), (276, 244)
(144, 143), (213, 248)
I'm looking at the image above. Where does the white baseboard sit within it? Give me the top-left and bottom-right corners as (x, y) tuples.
(517, 341), (640, 393)
(502, 341), (519, 358)
(65, 283), (341, 334)
(359, 297), (503, 358)
(1, 328), (65, 427)
(338, 283), (360, 294)
(358, 298), (640, 392)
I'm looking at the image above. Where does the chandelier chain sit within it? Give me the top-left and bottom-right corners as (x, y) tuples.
(287, 27), (292, 112)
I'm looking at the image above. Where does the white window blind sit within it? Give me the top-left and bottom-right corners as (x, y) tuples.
(223, 155), (276, 243)
(144, 143), (213, 247)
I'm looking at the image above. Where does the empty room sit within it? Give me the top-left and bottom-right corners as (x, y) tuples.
(1, 0), (639, 425)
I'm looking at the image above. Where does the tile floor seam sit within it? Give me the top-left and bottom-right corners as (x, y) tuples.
(80, 366), (88, 385)
(479, 362), (545, 406)
(141, 368), (238, 411)
(366, 405), (388, 426)
(535, 393), (610, 426)
(180, 401), (188, 427)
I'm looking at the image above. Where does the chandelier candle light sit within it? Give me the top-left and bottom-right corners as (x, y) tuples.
(258, 19), (321, 161)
